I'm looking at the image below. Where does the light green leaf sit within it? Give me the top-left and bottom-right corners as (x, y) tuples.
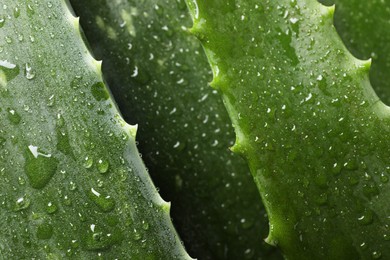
(0, 1), (190, 258)
(186, 0), (390, 258)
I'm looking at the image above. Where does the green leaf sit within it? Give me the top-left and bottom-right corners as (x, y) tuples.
(0, 1), (190, 258)
(186, 0), (390, 259)
(319, 0), (390, 105)
(69, 0), (281, 259)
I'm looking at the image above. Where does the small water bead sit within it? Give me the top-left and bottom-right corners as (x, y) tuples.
(141, 220), (149, 230)
(357, 210), (374, 225)
(88, 188), (115, 212)
(0, 17), (5, 28)
(25, 145), (58, 189)
(46, 202), (58, 214)
(63, 195), (71, 206)
(84, 224), (120, 251)
(25, 62), (35, 80)
(97, 159), (109, 174)
(69, 181), (77, 191)
(83, 156), (93, 169)
(13, 7), (20, 18)
(360, 242), (368, 250)
(5, 36), (12, 44)
(380, 173), (388, 183)
(133, 228), (142, 241)
(14, 196), (30, 211)
(372, 251), (382, 259)
(18, 176), (26, 185)
(37, 222), (53, 240)
(26, 4), (34, 16)
(7, 108), (21, 124)
(91, 82), (109, 101)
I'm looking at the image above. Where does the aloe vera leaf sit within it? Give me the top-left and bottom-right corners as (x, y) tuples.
(186, 0), (390, 259)
(68, 1), (282, 259)
(0, 1), (191, 258)
(319, 0), (390, 105)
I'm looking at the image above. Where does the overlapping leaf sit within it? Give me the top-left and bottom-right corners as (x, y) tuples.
(69, 0), (281, 258)
(186, 0), (390, 258)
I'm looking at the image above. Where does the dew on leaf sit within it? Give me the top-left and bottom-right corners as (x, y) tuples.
(141, 220), (149, 230)
(372, 251), (382, 259)
(88, 188), (115, 212)
(7, 108), (21, 125)
(83, 156), (93, 169)
(25, 62), (35, 80)
(97, 158), (109, 174)
(91, 82), (109, 101)
(357, 209), (374, 225)
(25, 145), (58, 189)
(46, 201), (58, 214)
(13, 7), (20, 18)
(0, 60), (20, 86)
(83, 224), (122, 251)
(37, 222), (53, 240)
(14, 196), (30, 211)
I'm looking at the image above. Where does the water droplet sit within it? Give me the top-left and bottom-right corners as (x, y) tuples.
(84, 224), (122, 251)
(5, 36), (12, 44)
(25, 145), (58, 189)
(83, 156), (93, 169)
(37, 222), (53, 240)
(141, 220), (149, 230)
(18, 176), (26, 185)
(0, 17), (5, 28)
(56, 115), (73, 156)
(27, 4), (35, 16)
(46, 202), (58, 214)
(25, 62), (35, 80)
(13, 7), (20, 18)
(88, 188), (115, 212)
(133, 228), (142, 241)
(380, 173), (388, 183)
(69, 181), (77, 191)
(0, 60), (20, 86)
(97, 159), (109, 174)
(7, 108), (21, 124)
(14, 196), (31, 211)
(91, 82), (109, 101)
(357, 209), (374, 225)
(372, 251), (382, 259)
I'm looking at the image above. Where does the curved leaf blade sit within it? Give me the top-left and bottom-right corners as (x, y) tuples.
(70, 0), (281, 259)
(0, 1), (190, 258)
(186, 0), (390, 258)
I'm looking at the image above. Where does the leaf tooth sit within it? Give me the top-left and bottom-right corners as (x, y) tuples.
(230, 140), (247, 157)
(124, 123), (138, 138)
(94, 59), (103, 74)
(355, 58), (372, 74)
(265, 231), (278, 247)
(188, 22), (207, 44)
(209, 68), (227, 91)
(319, 3), (335, 20)
(161, 201), (171, 214)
